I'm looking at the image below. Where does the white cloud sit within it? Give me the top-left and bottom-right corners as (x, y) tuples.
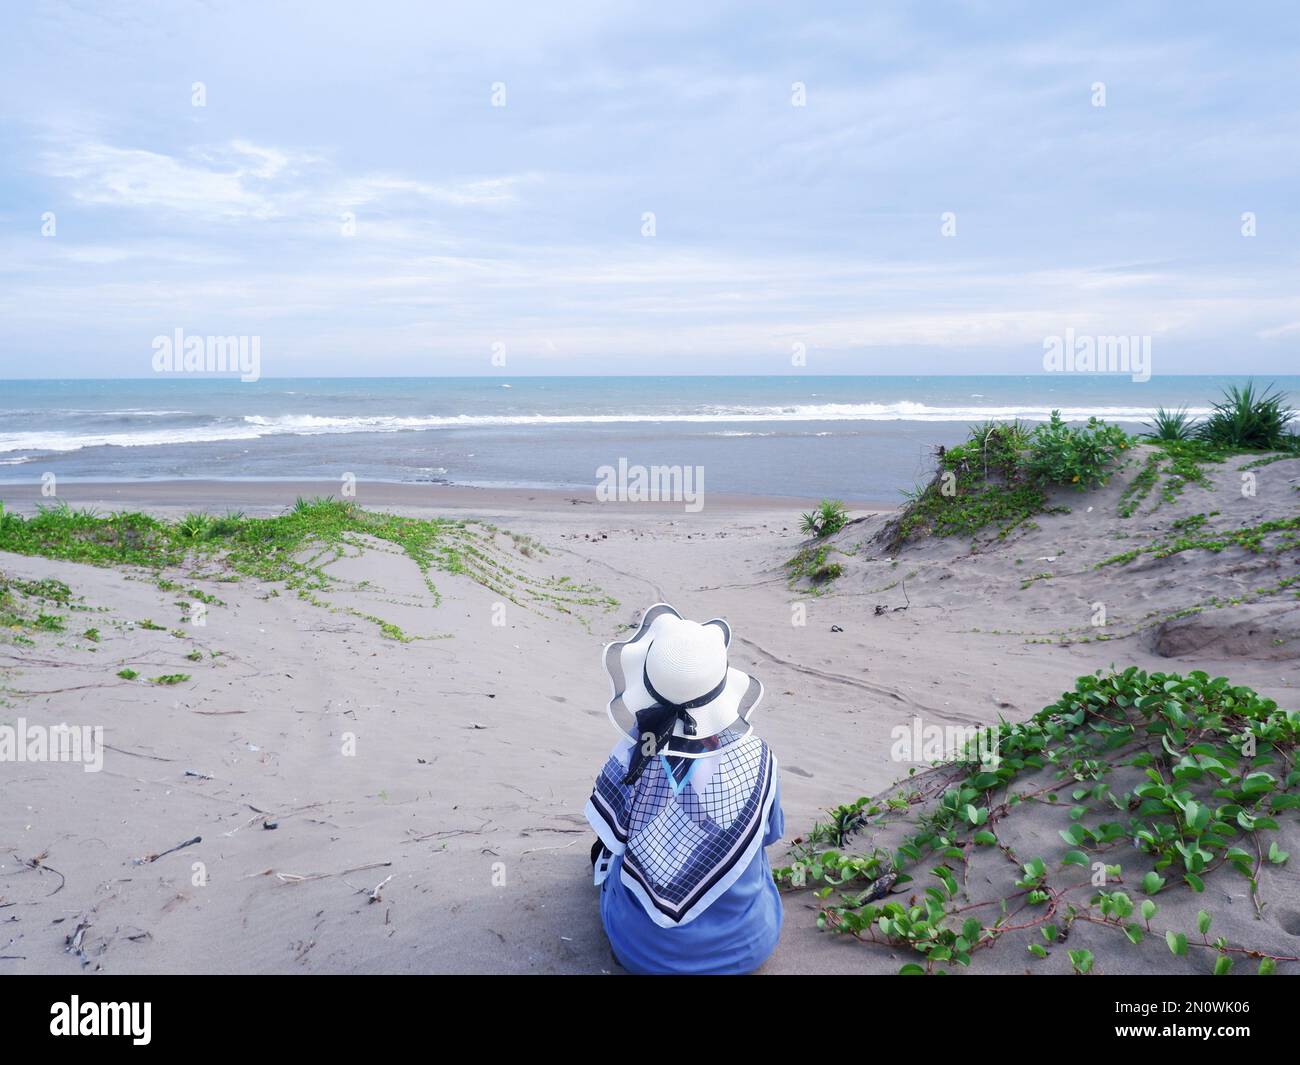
(44, 140), (277, 218)
(40, 135), (532, 222)
(336, 173), (536, 209)
(1257, 321), (1300, 341)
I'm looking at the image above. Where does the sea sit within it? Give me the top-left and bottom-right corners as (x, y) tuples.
(0, 376), (1294, 502)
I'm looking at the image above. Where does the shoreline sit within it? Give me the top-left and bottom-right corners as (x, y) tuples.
(0, 479), (897, 517)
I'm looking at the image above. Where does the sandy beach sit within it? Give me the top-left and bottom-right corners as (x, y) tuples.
(2, 450), (1297, 975)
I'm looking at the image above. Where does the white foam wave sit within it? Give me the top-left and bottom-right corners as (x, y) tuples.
(0, 403), (1218, 454)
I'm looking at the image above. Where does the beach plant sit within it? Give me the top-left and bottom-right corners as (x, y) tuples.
(799, 499), (848, 539)
(775, 668), (1300, 975)
(1097, 513), (1300, 568)
(885, 413), (1131, 548)
(1114, 438), (1228, 519)
(1026, 412), (1132, 489)
(1143, 406), (1196, 442)
(176, 512), (213, 540)
(784, 543), (843, 590)
(0, 574), (80, 639)
(1198, 382), (1295, 451)
(0, 496), (615, 638)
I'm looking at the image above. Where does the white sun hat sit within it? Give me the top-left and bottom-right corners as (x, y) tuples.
(603, 602), (763, 760)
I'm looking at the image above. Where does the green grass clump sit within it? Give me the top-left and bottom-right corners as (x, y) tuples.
(1198, 382), (1295, 451)
(0, 574), (81, 636)
(1143, 406), (1197, 442)
(775, 667), (1299, 975)
(0, 496), (612, 638)
(149, 673), (190, 685)
(117, 668), (139, 680)
(0, 501), (184, 567)
(890, 413), (1130, 546)
(799, 499), (848, 539)
(785, 544), (844, 589)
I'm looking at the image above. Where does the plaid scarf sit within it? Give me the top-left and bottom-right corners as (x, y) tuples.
(585, 732), (776, 927)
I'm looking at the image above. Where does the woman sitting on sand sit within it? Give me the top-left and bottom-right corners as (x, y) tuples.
(584, 603), (784, 974)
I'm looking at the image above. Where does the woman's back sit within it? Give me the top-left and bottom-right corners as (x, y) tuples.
(596, 763), (784, 974)
(585, 603), (785, 975)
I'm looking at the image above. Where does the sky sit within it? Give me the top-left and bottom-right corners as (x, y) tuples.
(1, 0), (1298, 378)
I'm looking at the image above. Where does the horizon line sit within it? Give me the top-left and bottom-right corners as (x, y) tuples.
(4, 372), (1300, 383)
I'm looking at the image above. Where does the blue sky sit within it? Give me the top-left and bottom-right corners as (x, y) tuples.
(1, 0), (1298, 377)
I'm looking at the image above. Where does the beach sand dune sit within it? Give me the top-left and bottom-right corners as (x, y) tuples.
(1, 456), (1297, 973)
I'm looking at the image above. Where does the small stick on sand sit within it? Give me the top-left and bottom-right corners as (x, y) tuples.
(521, 838), (583, 856)
(132, 835), (202, 865)
(105, 744), (174, 763)
(17, 852), (66, 896)
(244, 860), (392, 885)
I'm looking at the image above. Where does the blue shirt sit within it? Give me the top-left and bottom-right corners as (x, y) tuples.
(599, 779), (784, 975)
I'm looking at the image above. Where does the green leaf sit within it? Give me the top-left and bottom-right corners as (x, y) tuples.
(1197, 910), (1212, 935)
(1241, 772), (1275, 796)
(1124, 923), (1144, 945)
(1028, 942), (1048, 958)
(1184, 873), (1205, 893)
(1140, 899), (1157, 921)
(972, 830), (997, 846)
(1259, 957), (1276, 976)
(898, 963), (926, 975)
(1166, 930), (1188, 957)
(1213, 955), (1232, 976)
(1142, 871), (1166, 895)
(1061, 850), (1089, 867)
(1183, 799), (1210, 831)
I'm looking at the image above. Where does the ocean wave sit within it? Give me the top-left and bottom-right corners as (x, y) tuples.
(239, 404), (1214, 427)
(0, 403), (1218, 454)
(0, 408), (194, 418)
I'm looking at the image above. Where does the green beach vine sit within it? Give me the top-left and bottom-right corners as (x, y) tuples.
(775, 668), (1299, 975)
